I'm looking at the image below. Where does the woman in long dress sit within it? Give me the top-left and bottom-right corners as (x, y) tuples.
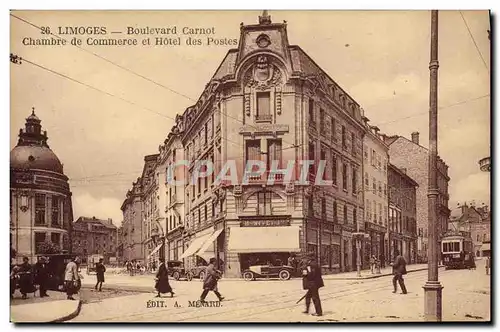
(155, 258), (174, 298)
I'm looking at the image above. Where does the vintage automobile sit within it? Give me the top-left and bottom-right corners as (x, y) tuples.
(242, 264), (295, 281)
(167, 260), (193, 281)
(190, 265), (208, 281)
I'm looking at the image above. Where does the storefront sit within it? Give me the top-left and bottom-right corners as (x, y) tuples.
(341, 226), (354, 272)
(226, 218), (301, 278)
(180, 226), (224, 269)
(365, 222), (387, 267)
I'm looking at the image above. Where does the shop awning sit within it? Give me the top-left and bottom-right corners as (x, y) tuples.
(227, 226), (300, 253)
(196, 229), (224, 256)
(180, 233), (212, 259)
(481, 243), (491, 251)
(147, 243), (163, 258)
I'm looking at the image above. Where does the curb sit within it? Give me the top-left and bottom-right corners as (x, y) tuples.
(50, 300), (82, 323)
(324, 266), (445, 280)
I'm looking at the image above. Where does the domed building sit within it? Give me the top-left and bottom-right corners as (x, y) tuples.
(10, 109), (73, 263)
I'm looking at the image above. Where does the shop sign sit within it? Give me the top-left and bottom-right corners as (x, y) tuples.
(240, 219), (290, 227)
(365, 222), (387, 234)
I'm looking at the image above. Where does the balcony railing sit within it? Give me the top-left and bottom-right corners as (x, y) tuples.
(255, 114), (272, 122)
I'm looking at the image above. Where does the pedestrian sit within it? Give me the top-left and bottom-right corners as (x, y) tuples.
(370, 255), (376, 274)
(18, 256), (35, 299)
(64, 256), (81, 300)
(10, 265), (20, 299)
(301, 252), (324, 317)
(200, 258), (224, 302)
(95, 258), (106, 292)
(155, 258), (174, 298)
(391, 249), (407, 294)
(34, 256), (50, 297)
(152, 260), (157, 272)
(486, 256), (490, 275)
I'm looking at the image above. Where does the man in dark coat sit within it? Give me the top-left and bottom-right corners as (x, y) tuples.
(18, 256), (36, 299)
(95, 258), (106, 292)
(34, 256), (50, 297)
(391, 249), (407, 294)
(301, 253), (324, 316)
(200, 258), (224, 302)
(155, 258), (174, 298)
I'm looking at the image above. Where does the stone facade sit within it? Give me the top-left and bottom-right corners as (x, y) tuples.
(362, 121), (389, 267)
(10, 110), (73, 264)
(120, 177), (144, 262)
(383, 132), (450, 262)
(72, 216), (117, 263)
(450, 203), (490, 257)
(388, 164), (418, 264)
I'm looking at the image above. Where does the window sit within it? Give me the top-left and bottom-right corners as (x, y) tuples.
(198, 209), (201, 225)
(309, 99), (315, 127)
(258, 191), (272, 215)
(373, 201), (377, 223)
(246, 139), (261, 163)
(320, 109), (325, 132)
(268, 139), (282, 170)
(333, 201), (338, 223)
(332, 154), (338, 185)
(378, 203), (382, 224)
(372, 177), (377, 194)
(51, 196), (60, 226)
(204, 204), (208, 223)
(366, 200), (371, 220)
(34, 232), (46, 254)
(212, 201), (216, 217)
(331, 118), (337, 141)
(35, 194), (46, 225)
(308, 196), (314, 217)
(342, 163), (348, 190)
(309, 142), (316, 181)
(378, 182), (382, 196)
(321, 197), (326, 218)
(364, 172), (369, 187)
(364, 146), (368, 160)
(351, 133), (356, 154)
(341, 126), (346, 148)
(343, 205), (348, 223)
(371, 149), (377, 167)
(256, 92), (271, 121)
(204, 122), (208, 145)
(353, 207), (357, 225)
(352, 166), (357, 194)
(384, 184), (387, 197)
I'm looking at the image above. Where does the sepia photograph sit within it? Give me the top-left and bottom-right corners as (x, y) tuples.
(8, 9), (491, 323)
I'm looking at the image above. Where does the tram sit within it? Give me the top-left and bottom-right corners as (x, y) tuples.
(441, 232), (475, 269)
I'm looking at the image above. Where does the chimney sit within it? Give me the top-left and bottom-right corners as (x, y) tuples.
(411, 132), (419, 145)
(108, 218), (113, 225)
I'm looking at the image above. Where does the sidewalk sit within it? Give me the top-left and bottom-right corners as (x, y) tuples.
(324, 263), (437, 280)
(11, 296), (82, 323)
(80, 263), (438, 292)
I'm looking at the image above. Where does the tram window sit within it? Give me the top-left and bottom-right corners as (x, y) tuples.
(443, 242), (460, 252)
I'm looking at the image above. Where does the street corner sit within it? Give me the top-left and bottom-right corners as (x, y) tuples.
(10, 299), (82, 323)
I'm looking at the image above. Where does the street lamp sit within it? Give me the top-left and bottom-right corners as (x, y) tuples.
(423, 10), (443, 322)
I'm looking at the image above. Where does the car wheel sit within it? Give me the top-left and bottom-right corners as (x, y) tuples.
(199, 271), (205, 281)
(173, 271), (180, 281)
(186, 272), (193, 281)
(243, 271), (254, 281)
(278, 269), (291, 280)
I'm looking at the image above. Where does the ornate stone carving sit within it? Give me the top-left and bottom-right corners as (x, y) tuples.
(304, 186), (312, 197)
(244, 55), (283, 91)
(244, 93), (251, 116)
(218, 189), (226, 201)
(233, 185), (242, 197)
(285, 182), (295, 195)
(256, 34), (271, 48)
(276, 88), (282, 115)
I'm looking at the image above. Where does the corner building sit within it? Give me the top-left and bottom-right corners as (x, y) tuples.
(168, 13), (365, 277)
(10, 110), (73, 263)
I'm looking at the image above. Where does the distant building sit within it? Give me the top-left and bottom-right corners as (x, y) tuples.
(10, 109), (73, 263)
(362, 119), (389, 266)
(450, 203), (490, 257)
(120, 178), (145, 262)
(72, 216), (118, 263)
(388, 164), (418, 264)
(383, 132), (451, 262)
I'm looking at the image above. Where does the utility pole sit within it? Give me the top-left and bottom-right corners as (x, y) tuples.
(423, 10), (443, 321)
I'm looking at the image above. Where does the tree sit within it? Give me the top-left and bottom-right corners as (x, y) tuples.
(36, 240), (61, 255)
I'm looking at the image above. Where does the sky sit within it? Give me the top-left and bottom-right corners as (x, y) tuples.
(9, 10), (491, 227)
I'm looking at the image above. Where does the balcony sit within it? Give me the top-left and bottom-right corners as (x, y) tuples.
(255, 114), (272, 123)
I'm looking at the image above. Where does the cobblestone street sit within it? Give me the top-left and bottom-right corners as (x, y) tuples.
(69, 260), (490, 322)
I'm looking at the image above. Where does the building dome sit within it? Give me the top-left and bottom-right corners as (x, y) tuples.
(10, 108), (64, 174)
(10, 145), (63, 173)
